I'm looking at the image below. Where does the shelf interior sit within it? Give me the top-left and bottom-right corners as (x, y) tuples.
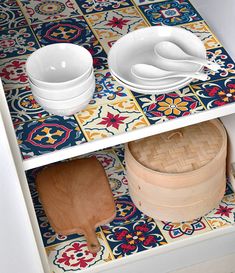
(26, 145), (235, 272)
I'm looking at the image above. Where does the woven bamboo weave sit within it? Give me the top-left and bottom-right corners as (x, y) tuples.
(129, 121), (223, 173)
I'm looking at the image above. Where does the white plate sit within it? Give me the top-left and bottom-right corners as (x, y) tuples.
(111, 72), (192, 95)
(108, 26), (206, 90)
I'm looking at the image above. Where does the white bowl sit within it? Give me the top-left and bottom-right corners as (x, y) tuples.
(111, 71), (193, 94)
(29, 71), (95, 101)
(33, 80), (95, 110)
(26, 43), (93, 90)
(108, 26), (206, 90)
(42, 95), (93, 116)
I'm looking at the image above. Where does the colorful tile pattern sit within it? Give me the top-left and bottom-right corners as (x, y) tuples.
(75, 99), (149, 141)
(0, 0), (27, 30)
(19, 0), (82, 24)
(156, 217), (212, 242)
(135, 87), (204, 124)
(102, 218), (167, 258)
(90, 70), (131, 105)
(25, 145), (235, 272)
(139, 0), (202, 26)
(191, 77), (235, 109)
(0, 27), (39, 59)
(0, 55), (28, 90)
(5, 86), (50, 125)
(205, 194), (235, 229)
(2, 1), (235, 271)
(179, 21), (221, 50)
(86, 7), (148, 40)
(76, 0), (133, 14)
(32, 16), (95, 46)
(15, 116), (86, 159)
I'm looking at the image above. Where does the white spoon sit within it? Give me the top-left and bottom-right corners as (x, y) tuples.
(154, 41), (221, 72)
(131, 64), (208, 81)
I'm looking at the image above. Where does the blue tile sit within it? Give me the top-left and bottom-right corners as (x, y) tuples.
(139, 0), (203, 26)
(191, 77), (235, 110)
(102, 218), (167, 258)
(0, 26), (39, 59)
(15, 115), (87, 159)
(32, 16), (95, 46)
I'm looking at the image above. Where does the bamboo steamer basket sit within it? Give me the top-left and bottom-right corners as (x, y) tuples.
(125, 119), (227, 222)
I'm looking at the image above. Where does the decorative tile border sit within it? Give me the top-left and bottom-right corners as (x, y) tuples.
(156, 217), (212, 242)
(19, 0), (82, 25)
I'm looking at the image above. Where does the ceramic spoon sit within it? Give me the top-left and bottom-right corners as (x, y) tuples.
(131, 64), (208, 81)
(154, 41), (221, 72)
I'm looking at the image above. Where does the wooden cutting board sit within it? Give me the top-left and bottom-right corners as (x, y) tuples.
(36, 157), (116, 253)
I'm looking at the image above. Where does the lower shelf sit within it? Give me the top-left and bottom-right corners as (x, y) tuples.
(26, 145), (235, 273)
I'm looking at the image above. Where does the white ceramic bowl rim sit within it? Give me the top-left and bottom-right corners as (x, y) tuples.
(26, 43), (93, 85)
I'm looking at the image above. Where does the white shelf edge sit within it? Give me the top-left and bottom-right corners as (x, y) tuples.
(23, 102), (235, 170)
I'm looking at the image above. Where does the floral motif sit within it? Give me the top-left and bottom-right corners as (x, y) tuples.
(77, 0), (133, 14)
(0, 0), (27, 30)
(106, 17), (130, 29)
(158, 97), (188, 116)
(139, 0), (202, 26)
(86, 7), (148, 39)
(98, 112), (128, 129)
(135, 88), (204, 124)
(32, 17), (95, 46)
(75, 99), (148, 141)
(0, 27), (39, 59)
(102, 219), (167, 257)
(0, 57), (28, 90)
(205, 194), (235, 229)
(50, 237), (109, 271)
(20, 0), (81, 24)
(215, 205), (233, 218)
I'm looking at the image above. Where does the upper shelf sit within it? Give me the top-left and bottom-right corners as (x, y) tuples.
(0, 0), (235, 171)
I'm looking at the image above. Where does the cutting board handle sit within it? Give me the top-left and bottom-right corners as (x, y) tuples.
(84, 225), (101, 253)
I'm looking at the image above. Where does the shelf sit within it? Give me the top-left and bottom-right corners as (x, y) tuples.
(1, 0), (235, 171)
(26, 145), (235, 272)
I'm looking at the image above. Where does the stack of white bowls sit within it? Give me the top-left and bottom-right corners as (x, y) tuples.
(26, 43), (95, 116)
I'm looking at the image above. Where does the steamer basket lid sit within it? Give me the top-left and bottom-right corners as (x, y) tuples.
(128, 120), (225, 173)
